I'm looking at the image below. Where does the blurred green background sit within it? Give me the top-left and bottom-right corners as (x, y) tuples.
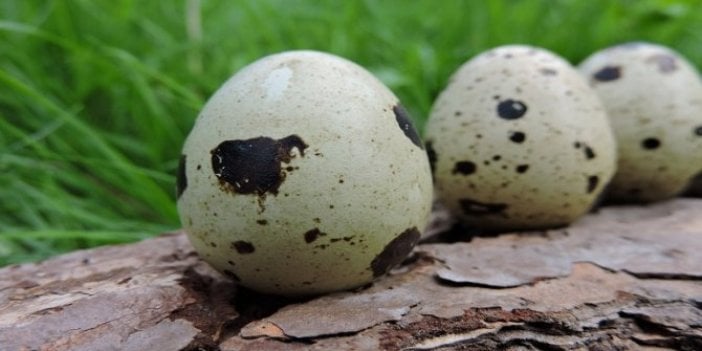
(1, 0), (701, 266)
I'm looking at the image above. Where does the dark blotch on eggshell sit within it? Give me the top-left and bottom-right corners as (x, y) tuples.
(176, 155), (187, 199)
(642, 137), (661, 150)
(575, 142), (596, 159)
(509, 131), (526, 143)
(584, 146), (596, 160)
(393, 104), (424, 149)
(459, 198), (508, 216)
(497, 99), (528, 120)
(647, 54), (677, 73)
(694, 126), (702, 137)
(453, 161), (477, 175)
(304, 228), (326, 243)
(515, 164), (529, 174)
(211, 135), (308, 197)
(232, 240), (255, 254)
(587, 175), (600, 194)
(426, 141), (438, 176)
(370, 227), (420, 277)
(593, 66), (621, 82)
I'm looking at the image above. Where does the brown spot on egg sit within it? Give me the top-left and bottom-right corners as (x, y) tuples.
(459, 198), (508, 216)
(370, 227), (420, 277)
(452, 161), (477, 175)
(496, 99), (528, 120)
(587, 175), (600, 194)
(231, 241), (255, 254)
(584, 146), (596, 160)
(646, 54), (677, 73)
(593, 66), (621, 82)
(393, 104), (424, 149)
(694, 126), (702, 137)
(256, 219), (268, 225)
(211, 135), (308, 198)
(515, 164), (529, 174)
(176, 155), (187, 199)
(509, 131), (526, 143)
(575, 141), (596, 159)
(641, 137), (661, 150)
(304, 228), (325, 243)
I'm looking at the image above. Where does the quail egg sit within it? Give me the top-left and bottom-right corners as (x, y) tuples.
(425, 45), (616, 231)
(176, 51), (433, 296)
(578, 42), (702, 203)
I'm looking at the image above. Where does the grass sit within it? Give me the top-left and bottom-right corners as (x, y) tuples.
(1, 0), (701, 266)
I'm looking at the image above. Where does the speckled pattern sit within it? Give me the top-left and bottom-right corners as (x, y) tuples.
(579, 42), (702, 203)
(425, 45), (616, 231)
(177, 51), (433, 296)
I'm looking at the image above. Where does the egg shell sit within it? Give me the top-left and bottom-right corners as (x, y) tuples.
(425, 45), (617, 231)
(176, 51), (432, 296)
(578, 42), (702, 203)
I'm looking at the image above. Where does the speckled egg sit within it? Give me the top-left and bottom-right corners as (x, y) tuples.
(425, 45), (616, 231)
(578, 42), (702, 203)
(176, 51), (432, 296)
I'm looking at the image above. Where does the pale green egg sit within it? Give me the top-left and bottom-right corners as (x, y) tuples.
(579, 42), (702, 203)
(426, 45), (616, 231)
(176, 51), (432, 296)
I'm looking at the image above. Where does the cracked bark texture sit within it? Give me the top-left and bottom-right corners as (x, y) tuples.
(1, 199), (701, 351)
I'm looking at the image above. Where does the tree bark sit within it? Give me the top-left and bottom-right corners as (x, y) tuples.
(1, 199), (701, 351)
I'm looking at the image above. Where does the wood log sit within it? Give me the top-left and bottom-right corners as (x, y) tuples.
(1, 199), (701, 351)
